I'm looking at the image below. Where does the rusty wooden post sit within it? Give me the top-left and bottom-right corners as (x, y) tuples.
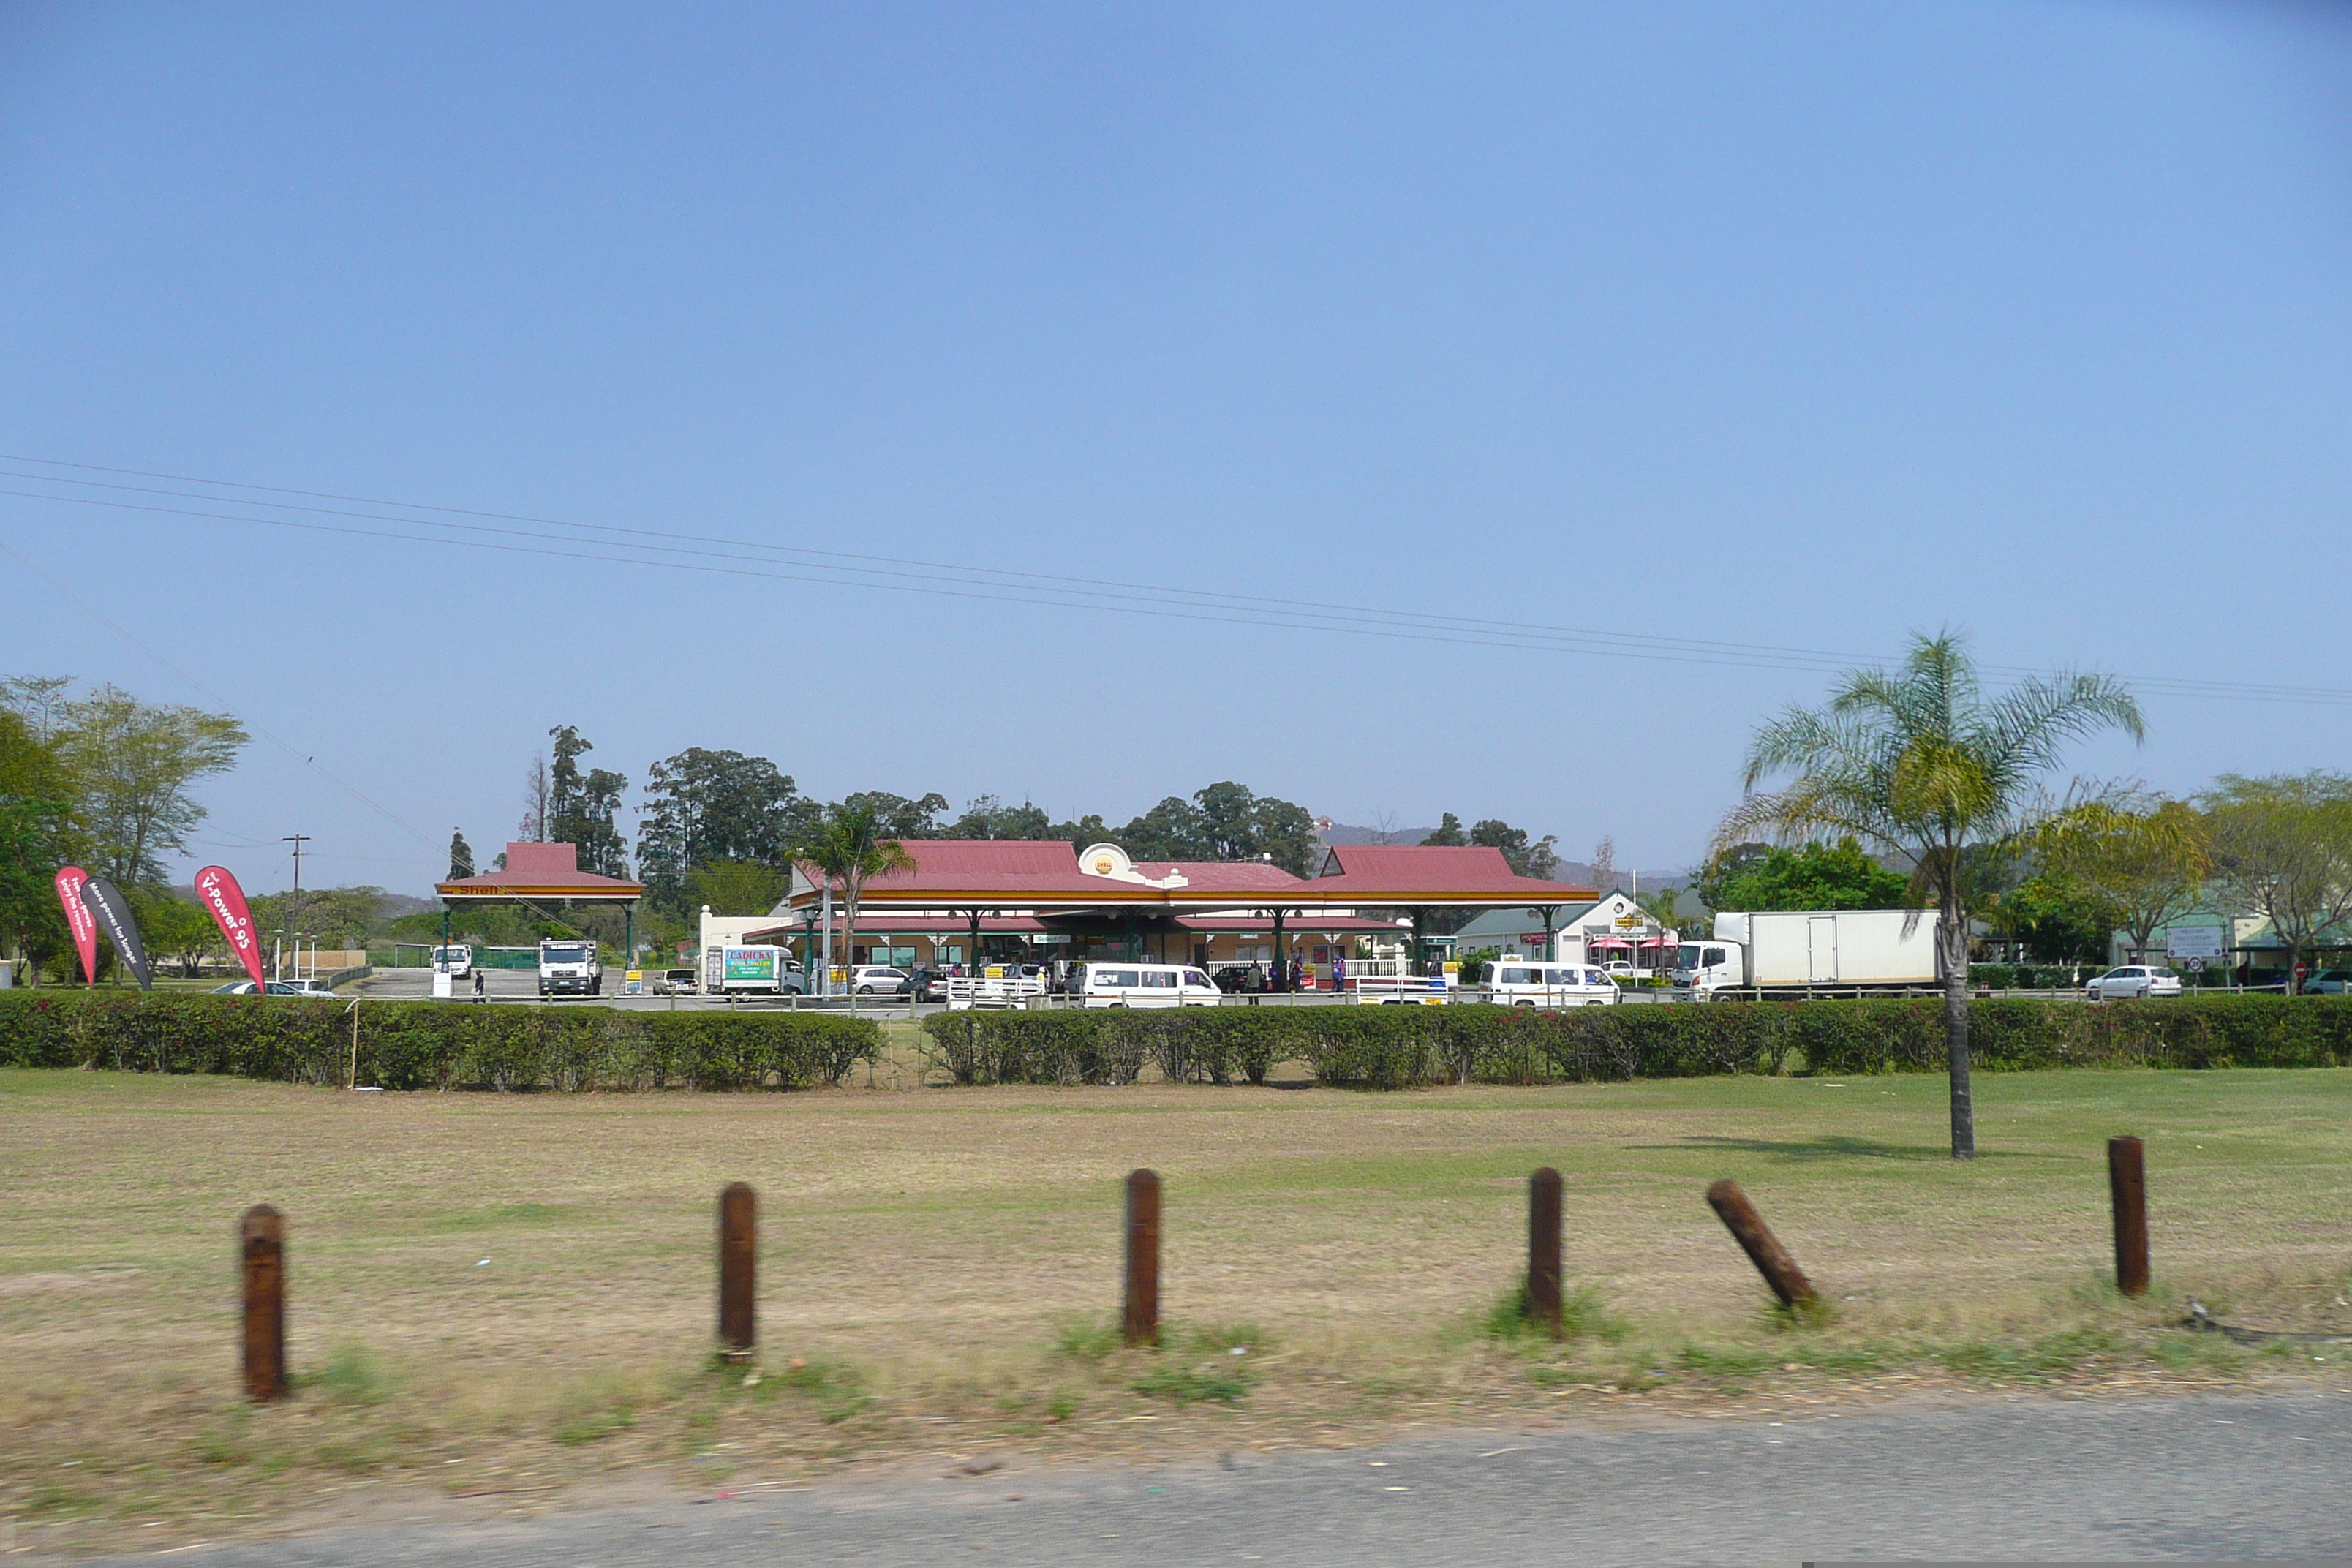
(717, 1182), (756, 1360)
(1705, 1179), (1817, 1309)
(2108, 1135), (2149, 1297)
(1123, 1169), (1161, 1346)
(239, 1205), (287, 1403)
(1527, 1167), (1564, 1338)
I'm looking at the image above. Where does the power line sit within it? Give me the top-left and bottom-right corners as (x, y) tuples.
(3, 453), (2347, 704)
(0, 537), (442, 847)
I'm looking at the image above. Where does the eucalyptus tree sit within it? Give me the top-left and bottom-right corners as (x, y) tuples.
(1717, 635), (2143, 1159)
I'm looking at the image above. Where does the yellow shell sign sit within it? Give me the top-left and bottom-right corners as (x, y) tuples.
(1093, 855), (1115, 873)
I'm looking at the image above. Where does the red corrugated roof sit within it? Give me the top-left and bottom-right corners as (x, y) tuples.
(1135, 861), (1306, 892)
(437, 840), (643, 897)
(1311, 844), (1597, 902)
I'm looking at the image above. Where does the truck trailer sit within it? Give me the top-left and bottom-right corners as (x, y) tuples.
(1675, 910), (1940, 995)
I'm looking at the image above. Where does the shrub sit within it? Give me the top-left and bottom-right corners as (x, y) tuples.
(0, 992), (880, 1091)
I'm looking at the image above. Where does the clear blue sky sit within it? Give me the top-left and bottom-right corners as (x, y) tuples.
(4, 1), (2348, 896)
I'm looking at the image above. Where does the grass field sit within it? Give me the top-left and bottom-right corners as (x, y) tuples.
(4, 1061), (2351, 1552)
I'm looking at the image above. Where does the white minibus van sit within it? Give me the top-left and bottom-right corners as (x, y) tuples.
(1481, 961), (1619, 1007)
(1074, 962), (1222, 1009)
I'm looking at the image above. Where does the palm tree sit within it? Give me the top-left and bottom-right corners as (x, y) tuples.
(796, 802), (916, 990)
(1716, 634), (2143, 1158)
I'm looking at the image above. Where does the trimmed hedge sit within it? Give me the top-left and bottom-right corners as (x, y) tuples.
(0, 992), (880, 1091)
(919, 1003), (1794, 1088)
(923, 996), (2352, 1088)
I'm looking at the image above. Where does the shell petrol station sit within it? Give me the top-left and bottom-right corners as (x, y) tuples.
(698, 840), (1598, 992)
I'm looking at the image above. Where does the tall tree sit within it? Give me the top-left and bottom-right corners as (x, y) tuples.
(2034, 795), (2212, 965)
(447, 829), (475, 881)
(1718, 633), (2142, 1159)
(2200, 773), (2352, 993)
(52, 685), (249, 887)
(636, 749), (814, 913)
(1420, 813), (1468, 847)
(518, 753), (551, 841)
(795, 801), (916, 984)
(838, 791), (949, 840)
(943, 795), (1055, 840)
(1117, 783), (1319, 873)
(1468, 818), (1561, 879)
(0, 706), (80, 981)
(683, 859), (788, 916)
(1695, 837), (1910, 913)
(546, 725), (629, 877)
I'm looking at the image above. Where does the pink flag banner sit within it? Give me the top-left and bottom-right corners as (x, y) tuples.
(193, 864), (268, 991)
(53, 865), (99, 985)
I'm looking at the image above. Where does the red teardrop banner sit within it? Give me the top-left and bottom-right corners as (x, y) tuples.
(193, 865), (268, 991)
(53, 866), (99, 987)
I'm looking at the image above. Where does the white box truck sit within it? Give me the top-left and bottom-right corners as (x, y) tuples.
(715, 946), (807, 997)
(1676, 910), (1940, 996)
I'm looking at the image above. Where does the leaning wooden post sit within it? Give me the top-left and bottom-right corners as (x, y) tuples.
(2108, 1136), (2149, 1297)
(1705, 1179), (1817, 1310)
(239, 1205), (287, 1403)
(717, 1182), (757, 1360)
(1527, 1167), (1564, 1338)
(1123, 1169), (1161, 1346)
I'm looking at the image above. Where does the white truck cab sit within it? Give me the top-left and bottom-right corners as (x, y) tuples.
(431, 943), (473, 979)
(537, 938), (603, 998)
(1672, 940), (1742, 994)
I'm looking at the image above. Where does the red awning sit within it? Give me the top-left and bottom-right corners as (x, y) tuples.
(1638, 935), (1680, 948)
(1589, 936), (1634, 949)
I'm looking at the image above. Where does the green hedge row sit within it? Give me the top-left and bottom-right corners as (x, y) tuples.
(919, 1003), (1794, 1088)
(0, 992), (881, 1091)
(922, 996), (2352, 1088)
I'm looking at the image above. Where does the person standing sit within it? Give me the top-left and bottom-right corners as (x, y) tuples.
(473, 968), (486, 1003)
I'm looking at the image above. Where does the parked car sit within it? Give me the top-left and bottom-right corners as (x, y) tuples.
(212, 979), (335, 998)
(2304, 968), (2352, 995)
(2085, 965), (2183, 1001)
(652, 968), (699, 995)
(851, 965), (913, 995)
(1213, 963), (1269, 994)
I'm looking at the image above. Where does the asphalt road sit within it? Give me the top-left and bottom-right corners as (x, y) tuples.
(61, 1392), (2352, 1566)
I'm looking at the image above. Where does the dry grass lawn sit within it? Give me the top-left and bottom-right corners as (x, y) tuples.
(4, 1060), (2351, 1553)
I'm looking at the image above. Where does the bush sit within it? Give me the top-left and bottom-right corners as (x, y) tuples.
(919, 996), (2352, 1088)
(0, 992), (880, 1091)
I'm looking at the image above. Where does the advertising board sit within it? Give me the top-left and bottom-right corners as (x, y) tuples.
(2165, 926), (2226, 960)
(725, 948), (778, 982)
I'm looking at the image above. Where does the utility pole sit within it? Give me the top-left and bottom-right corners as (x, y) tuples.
(282, 835), (311, 982)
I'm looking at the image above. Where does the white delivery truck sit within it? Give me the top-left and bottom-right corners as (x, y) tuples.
(537, 937), (603, 998)
(714, 946), (808, 997)
(1676, 910), (1940, 997)
(431, 943), (473, 979)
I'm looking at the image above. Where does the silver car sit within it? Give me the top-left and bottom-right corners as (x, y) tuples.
(2085, 965), (2183, 1001)
(2304, 968), (2352, 995)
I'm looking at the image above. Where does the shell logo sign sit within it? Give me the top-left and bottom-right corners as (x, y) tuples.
(1093, 854), (1115, 874)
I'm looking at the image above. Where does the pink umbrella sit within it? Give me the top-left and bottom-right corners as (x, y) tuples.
(1590, 936), (1634, 950)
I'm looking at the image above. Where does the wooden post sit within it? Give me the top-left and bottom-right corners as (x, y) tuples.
(1527, 1167), (1564, 1338)
(717, 1182), (756, 1359)
(239, 1205), (287, 1403)
(1705, 1179), (1817, 1309)
(2108, 1136), (2149, 1297)
(1123, 1169), (1161, 1346)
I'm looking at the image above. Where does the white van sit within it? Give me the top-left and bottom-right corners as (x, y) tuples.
(431, 943), (472, 979)
(1074, 962), (1221, 1009)
(1482, 962), (1619, 1007)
